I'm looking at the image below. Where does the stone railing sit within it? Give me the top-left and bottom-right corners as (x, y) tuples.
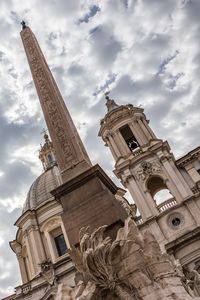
(132, 148), (142, 157)
(21, 283), (32, 295)
(135, 215), (144, 225)
(1, 295), (15, 300)
(157, 198), (177, 213)
(192, 184), (200, 195)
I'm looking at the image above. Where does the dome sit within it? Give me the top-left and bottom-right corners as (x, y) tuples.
(23, 165), (62, 212)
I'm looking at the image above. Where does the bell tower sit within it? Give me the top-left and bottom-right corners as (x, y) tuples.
(39, 133), (57, 170)
(99, 94), (200, 258)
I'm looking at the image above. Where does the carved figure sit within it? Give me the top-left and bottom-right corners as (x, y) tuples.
(187, 270), (200, 297)
(136, 160), (161, 181)
(69, 223), (141, 299)
(115, 195), (137, 218)
(57, 218), (197, 299)
(39, 259), (56, 287)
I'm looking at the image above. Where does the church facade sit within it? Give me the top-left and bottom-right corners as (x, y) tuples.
(2, 23), (200, 299)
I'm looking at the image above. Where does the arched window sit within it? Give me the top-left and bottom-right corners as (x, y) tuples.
(154, 189), (172, 205)
(51, 227), (67, 257)
(41, 216), (69, 262)
(119, 125), (139, 151)
(48, 154), (53, 163)
(147, 176), (172, 205)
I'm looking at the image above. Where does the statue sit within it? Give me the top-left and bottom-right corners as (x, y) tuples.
(21, 20), (27, 30)
(56, 218), (198, 299)
(187, 270), (200, 297)
(104, 91), (119, 113)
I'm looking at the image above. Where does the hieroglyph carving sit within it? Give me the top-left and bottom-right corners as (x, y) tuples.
(136, 160), (161, 181)
(21, 28), (79, 170)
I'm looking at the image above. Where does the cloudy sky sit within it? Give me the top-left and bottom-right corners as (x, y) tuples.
(0, 0), (200, 297)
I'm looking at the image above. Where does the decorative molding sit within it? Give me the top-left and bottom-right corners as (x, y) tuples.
(99, 105), (144, 135)
(39, 259), (57, 287)
(176, 147), (200, 168)
(167, 212), (185, 230)
(135, 160), (161, 181)
(41, 216), (61, 233)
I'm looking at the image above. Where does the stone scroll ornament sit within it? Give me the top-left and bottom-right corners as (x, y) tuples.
(55, 218), (199, 300)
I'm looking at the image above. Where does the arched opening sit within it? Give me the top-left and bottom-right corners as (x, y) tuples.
(147, 176), (173, 206)
(154, 189), (172, 205)
(119, 125), (139, 151)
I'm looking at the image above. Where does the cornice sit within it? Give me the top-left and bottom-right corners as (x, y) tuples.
(176, 146), (200, 167)
(99, 105), (144, 135)
(51, 164), (120, 198)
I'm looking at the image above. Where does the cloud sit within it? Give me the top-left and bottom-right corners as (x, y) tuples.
(79, 5), (100, 24)
(0, 0), (200, 297)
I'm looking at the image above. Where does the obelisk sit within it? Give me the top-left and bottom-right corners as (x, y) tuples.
(20, 22), (126, 245)
(20, 22), (92, 182)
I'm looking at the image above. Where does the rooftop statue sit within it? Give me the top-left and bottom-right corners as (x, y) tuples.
(21, 20), (27, 30)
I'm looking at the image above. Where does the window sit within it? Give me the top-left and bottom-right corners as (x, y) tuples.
(119, 125), (139, 151)
(54, 233), (67, 257)
(171, 217), (181, 226)
(48, 154), (53, 163)
(41, 217), (69, 262)
(50, 227), (68, 258)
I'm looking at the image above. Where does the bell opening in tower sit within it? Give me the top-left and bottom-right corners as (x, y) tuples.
(119, 125), (139, 151)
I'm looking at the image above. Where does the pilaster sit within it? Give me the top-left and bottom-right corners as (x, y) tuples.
(16, 252), (29, 283)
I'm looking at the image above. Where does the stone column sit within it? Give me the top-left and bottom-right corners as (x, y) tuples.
(28, 226), (46, 273)
(108, 133), (122, 158)
(15, 246), (29, 283)
(137, 118), (152, 141)
(161, 157), (190, 202)
(142, 118), (157, 139)
(24, 231), (35, 278)
(44, 231), (57, 262)
(105, 138), (117, 160)
(115, 130), (130, 156)
(17, 253), (29, 283)
(130, 121), (145, 145)
(185, 164), (200, 183)
(148, 220), (168, 245)
(168, 159), (193, 197)
(125, 176), (154, 221)
(185, 199), (200, 226)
